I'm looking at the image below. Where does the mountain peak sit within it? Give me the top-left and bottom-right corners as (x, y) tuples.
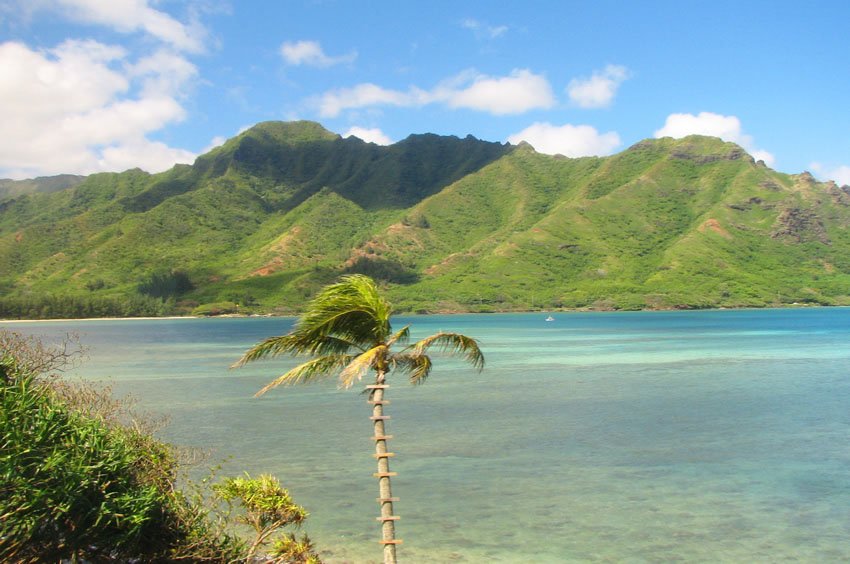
(630, 135), (753, 164)
(237, 120), (340, 145)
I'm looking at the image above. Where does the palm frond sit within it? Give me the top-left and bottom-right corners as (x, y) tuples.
(304, 335), (363, 355)
(232, 334), (361, 369)
(292, 275), (393, 347)
(394, 353), (433, 385)
(408, 332), (485, 371)
(254, 354), (354, 397)
(386, 325), (410, 347)
(231, 334), (303, 368)
(338, 345), (388, 389)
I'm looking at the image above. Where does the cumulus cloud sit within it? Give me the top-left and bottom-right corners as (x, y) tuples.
(98, 139), (195, 173)
(507, 122), (621, 157)
(128, 49), (198, 97)
(0, 39), (197, 178)
(281, 40), (357, 67)
(343, 127), (392, 145)
(461, 18), (508, 39)
(445, 69), (555, 114)
(810, 163), (850, 186)
(567, 65), (630, 109)
(654, 112), (775, 166)
(318, 83), (416, 117)
(317, 68), (555, 117)
(55, 0), (206, 53)
(0, 0), (209, 178)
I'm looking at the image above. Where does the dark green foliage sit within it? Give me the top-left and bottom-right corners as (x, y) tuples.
(402, 213), (430, 228)
(138, 269), (194, 299)
(343, 256), (419, 284)
(192, 301), (239, 316)
(0, 334), (246, 562)
(0, 294), (172, 319)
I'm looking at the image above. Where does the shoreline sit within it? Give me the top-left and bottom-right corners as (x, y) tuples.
(0, 315), (198, 323)
(0, 303), (843, 324)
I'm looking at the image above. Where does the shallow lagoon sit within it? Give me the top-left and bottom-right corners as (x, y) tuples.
(5, 309), (850, 562)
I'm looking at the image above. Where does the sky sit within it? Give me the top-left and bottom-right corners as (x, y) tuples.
(1, 0), (849, 184)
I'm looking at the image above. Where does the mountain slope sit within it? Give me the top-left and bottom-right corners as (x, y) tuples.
(0, 174), (86, 203)
(1, 121), (849, 317)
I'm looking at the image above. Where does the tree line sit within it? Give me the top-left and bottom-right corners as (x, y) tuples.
(0, 294), (174, 319)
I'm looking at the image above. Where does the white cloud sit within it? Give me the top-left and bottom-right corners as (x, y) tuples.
(810, 163), (850, 186)
(201, 135), (227, 154)
(445, 69), (555, 114)
(129, 49), (198, 97)
(280, 40), (357, 67)
(318, 83), (417, 117)
(317, 68), (554, 117)
(343, 127), (392, 145)
(461, 18), (508, 39)
(654, 112), (775, 166)
(55, 0), (206, 53)
(567, 64), (630, 109)
(507, 122), (621, 157)
(98, 139), (195, 173)
(0, 39), (198, 178)
(750, 150), (775, 166)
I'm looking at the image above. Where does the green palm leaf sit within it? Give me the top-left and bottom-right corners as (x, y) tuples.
(393, 353), (433, 385)
(407, 332), (485, 371)
(254, 354), (355, 397)
(231, 334), (360, 368)
(386, 325), (410, 347)
(338, 345), (388, 388)
(294, 275), (392, 347)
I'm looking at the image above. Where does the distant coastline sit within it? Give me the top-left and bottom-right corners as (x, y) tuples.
(0, 302), (836, 323)
(0, 315), (198, 323)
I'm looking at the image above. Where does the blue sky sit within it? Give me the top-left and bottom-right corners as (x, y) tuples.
(1, 1), (848, 184)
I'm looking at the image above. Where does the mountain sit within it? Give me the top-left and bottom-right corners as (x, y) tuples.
(0, 174), (86, 202)
(1, 120), (849, 318)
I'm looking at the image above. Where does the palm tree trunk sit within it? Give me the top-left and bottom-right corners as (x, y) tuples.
(369, 373), (399, 564)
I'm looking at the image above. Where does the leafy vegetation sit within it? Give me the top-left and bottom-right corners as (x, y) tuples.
(2, 121), (850, 317)
(138, 269), (194, 299)
(215, 473), (320, 563)
(0, 331), (321, 562)
(0, 174), (86, 202)
(0, 294), (172, 319)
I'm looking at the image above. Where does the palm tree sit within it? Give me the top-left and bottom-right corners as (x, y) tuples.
(232, 274), (484, 564)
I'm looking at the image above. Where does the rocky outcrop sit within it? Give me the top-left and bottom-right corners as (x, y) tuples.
(771, 207), (830, 244)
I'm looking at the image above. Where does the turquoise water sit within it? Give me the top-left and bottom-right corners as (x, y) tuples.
(4, 309), (850, 562)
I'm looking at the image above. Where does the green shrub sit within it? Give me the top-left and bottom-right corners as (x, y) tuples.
(214, 473), (321, 563)
(0, 331), (323, 562)
(192, 301), (239, 316)
(138, 269), (194, 299)
(0, 332), (244, 562)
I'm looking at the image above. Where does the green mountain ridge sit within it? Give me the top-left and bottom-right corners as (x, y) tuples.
(2, 120), (849, 317)
(0, 174), (86, 202)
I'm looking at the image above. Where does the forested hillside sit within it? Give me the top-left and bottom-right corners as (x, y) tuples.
(2, 121), (849, 318)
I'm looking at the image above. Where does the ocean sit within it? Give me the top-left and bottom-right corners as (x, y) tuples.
(4, 308), (850, 562)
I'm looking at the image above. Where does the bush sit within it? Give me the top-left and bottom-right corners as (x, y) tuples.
(192, 301), (239, 316)
(215, 473), (321, 563)
(0, 338), (244, 562)
(138, 270), (194, 299)
(0, 332), (244, 562)
(0, 331), (323, 562)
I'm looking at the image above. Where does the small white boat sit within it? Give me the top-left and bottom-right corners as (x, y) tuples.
(545, 315), (554, 322)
